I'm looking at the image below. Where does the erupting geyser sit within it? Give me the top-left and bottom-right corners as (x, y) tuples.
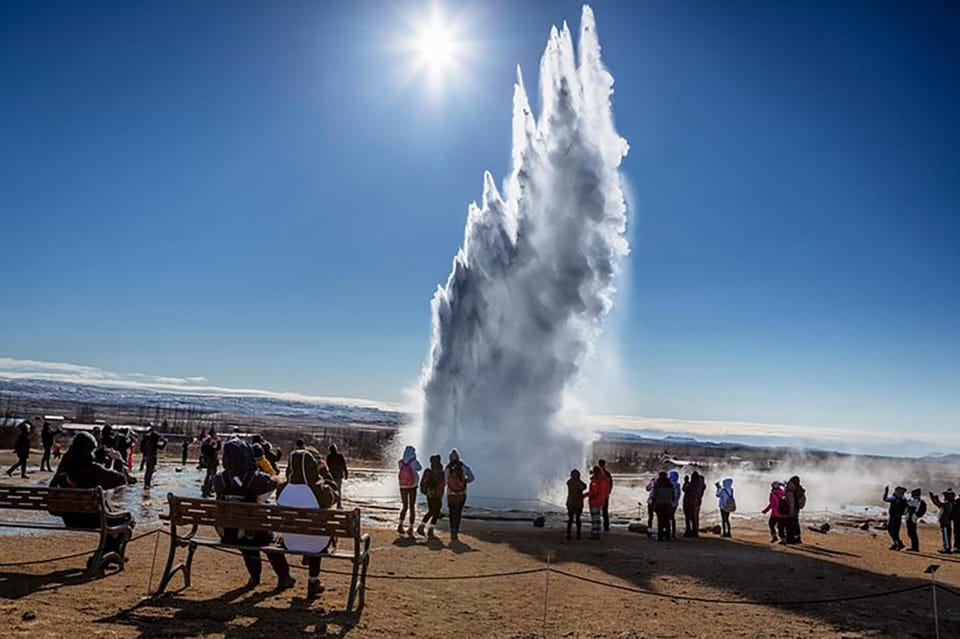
(416, 6), (629, 499)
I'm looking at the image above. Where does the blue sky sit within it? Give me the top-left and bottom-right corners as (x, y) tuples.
(1, 1), (957, 437)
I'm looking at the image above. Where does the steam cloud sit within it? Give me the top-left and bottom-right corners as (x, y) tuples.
(416, 6), (629, 498)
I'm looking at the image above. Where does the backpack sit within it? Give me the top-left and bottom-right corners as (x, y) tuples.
(916, 499), (927, 519)
(447, 464), (466, 494)
(398, 460), (416, 487)
(722, 489), (737, 513)
(795, 485), (806, 511)
(420, 469), (440, 497)
(653, 483), (674, 507)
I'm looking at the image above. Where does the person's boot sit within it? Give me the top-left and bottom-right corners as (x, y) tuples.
(306, 579), (324, 600)
(396, 522), (405, 535)
(417, 523), (426, 536)
(427, 526), (437, 539)
(277, 576), (296, 591)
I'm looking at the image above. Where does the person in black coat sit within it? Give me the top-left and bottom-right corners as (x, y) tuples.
(49, 432), (133, 562)
(213, 438), (293, 590)
(882, 485), (908, 550)
(40, 421), (58, 472)
(6, 423), (31, 478)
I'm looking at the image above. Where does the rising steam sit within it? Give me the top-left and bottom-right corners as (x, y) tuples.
(416, 6), (629, 498)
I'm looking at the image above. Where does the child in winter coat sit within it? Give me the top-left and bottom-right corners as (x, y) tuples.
(716, 478), (735, 538)
(762, 481), (786, 542)
(584, 466), (610, 540)
(905, 488), (927, 552)
(882, 485), (908, 550)
(930, 489), (956, 553)
(566, 469), (587, 540)
(397, 446), (422, 536)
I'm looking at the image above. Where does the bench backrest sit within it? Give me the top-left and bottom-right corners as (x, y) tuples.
(166, 494), (360, 540)
(0, 485), (103, 514)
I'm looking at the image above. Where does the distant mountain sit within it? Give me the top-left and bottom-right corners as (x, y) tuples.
(0, 378), (405, 425)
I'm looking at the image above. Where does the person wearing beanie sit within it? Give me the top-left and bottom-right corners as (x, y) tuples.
(762, 481), (787, 543)
(444, 448), (474, 542)
(905, 488), (927, 552)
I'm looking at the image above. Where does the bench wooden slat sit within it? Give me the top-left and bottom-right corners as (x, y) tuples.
(0, 485), (101, 514)
(168, 496), (360, 538)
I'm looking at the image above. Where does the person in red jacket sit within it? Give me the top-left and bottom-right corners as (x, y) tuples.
(584, 466), (610, 539)
(761, 481), (787, 542)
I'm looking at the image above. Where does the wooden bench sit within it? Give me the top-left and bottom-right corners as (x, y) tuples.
(0, 484), (133, 577)
(156, 494), (371, 611)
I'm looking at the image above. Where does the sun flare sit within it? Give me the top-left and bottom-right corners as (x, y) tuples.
(394, 4), (475, 97)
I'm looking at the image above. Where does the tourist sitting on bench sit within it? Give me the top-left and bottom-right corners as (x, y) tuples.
(212, 438), (295, 590)
(49, 432), (134, 567)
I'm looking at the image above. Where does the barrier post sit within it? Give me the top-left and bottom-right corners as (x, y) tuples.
(924, 565), (940, 639)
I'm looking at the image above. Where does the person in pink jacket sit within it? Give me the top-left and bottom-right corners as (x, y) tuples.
(762, 481), (787, 542)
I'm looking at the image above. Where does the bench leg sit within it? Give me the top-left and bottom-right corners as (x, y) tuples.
(346, 558), (361, 612)
(183, 542), (197, 588)
(84, 528), (110, 579)
(357, 553), (370, 610)
(155, 532), (181, 595)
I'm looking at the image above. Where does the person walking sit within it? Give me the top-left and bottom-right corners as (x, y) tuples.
(598, 459), (613, 531)
(326, 444), (348, 508)
(652, 471), (675, 541)
(199, 428), (221, 498)
(905, 488), (927, 552)
(882, 485), (908, 550)
(39, 421), (57, 472)
(213, 438), (294, 590)
(277, 447), (339, 600)
(930, 488), (956, 554)
(762, 481), (787, 542)
(444, 448), (475, 542)
(716, 478), (736, 538)
(566, 469), (587, 540)
(783, 475), (806, 544)
(180, 437), (191, 466)
(416, 454), (445, 538)
(397, 445), (422, 536)
(6, 423), (31, 478)
(140, 425), (167, 489)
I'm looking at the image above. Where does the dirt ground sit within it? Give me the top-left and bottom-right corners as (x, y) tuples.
(1, 506), (959, 639)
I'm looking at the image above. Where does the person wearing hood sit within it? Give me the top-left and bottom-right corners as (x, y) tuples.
(716, 478), (735, 538)
(882, 485), (908, 550)
(277, 447), (339, 600)
(6, 423), (31, 478)
(930, 488), (956, 554)
(652, 472), (675, 541)
(667, 470), (682, 539)
(212, 438), (294, 590)
(326, 444), (348, 508)
(417, 454), (445, 538)
(905, 488), (927, 552)
(49, 432), (133, 563)
(252, 443), (278, 477)
(762, 481), (787, 543)
(397, 445), (422, 536)
(444, 448), (475, 542)
(783, 475), (806, 544)
(566, 469), (587, 540)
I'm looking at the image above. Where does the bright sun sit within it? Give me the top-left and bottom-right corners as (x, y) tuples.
(395, 4), (473, 97)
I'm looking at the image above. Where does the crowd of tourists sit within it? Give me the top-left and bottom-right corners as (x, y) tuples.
(882, 484), (960, 553)
(395, 445), (475, 541)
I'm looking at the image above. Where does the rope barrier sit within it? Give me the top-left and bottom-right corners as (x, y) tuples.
(0, 528), (162, 567)
(549, 567), (932, 606)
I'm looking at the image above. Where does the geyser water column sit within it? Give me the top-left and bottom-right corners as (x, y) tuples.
(417, 5), (629, 501)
